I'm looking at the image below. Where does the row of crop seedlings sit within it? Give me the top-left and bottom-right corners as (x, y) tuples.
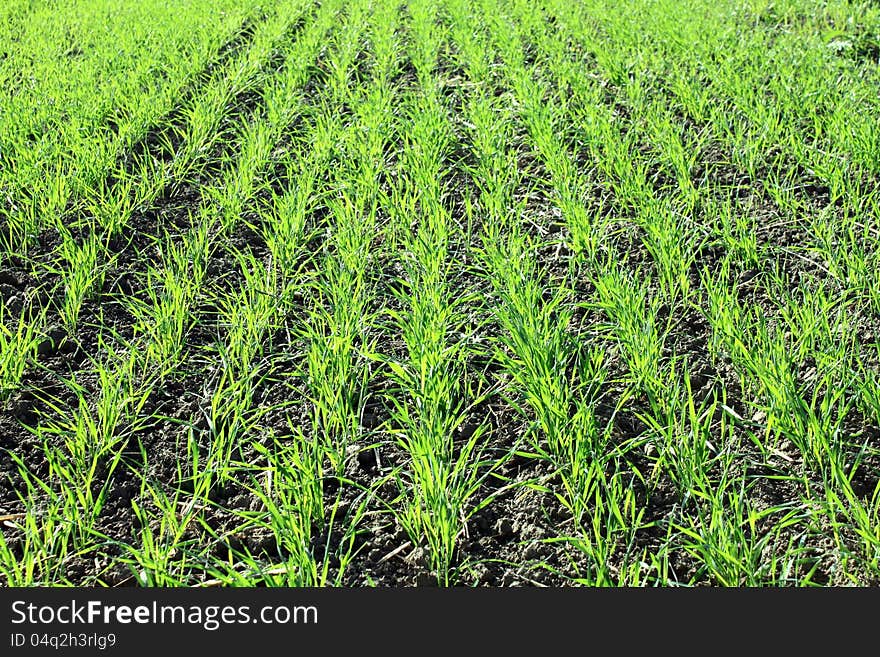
(519, 0), (878, 582)
(554, 0), (879, 339)
(0, 0), (267, 254)
(368, 0), (497, 586)
(0, 0), (283, 579)
(449, 0), (568, 574)
(121, 0), (353, 586)
(451, 0), (651, 585)
(547, 0), (876, 490)
(295, 0), (375, 489)
(481, 0), (773, 584)
(562, 0), (871, 281)
(0, 0), (261, 396)
(517, 0), (733, 502)
(663, 0), (880, 577)
(523, 0), (725, 460)
(564, 0), (880, 203)
(209, 0), (390, 585)
(0, 0), (312, 407)
(0, 0), (344, 586)
(0, 1), (46, 95)
(191, 0), (400, 585)
(578, 0), (880, 448)
(526, 0), (813, 583)
(557, 0), (878, 328)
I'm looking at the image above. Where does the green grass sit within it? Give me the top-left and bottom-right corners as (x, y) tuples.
(0, 0), (878, 587)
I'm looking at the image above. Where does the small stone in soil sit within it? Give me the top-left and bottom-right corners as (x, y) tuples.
(522, 543), (542, 560)
(495, 518), (515, 538)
